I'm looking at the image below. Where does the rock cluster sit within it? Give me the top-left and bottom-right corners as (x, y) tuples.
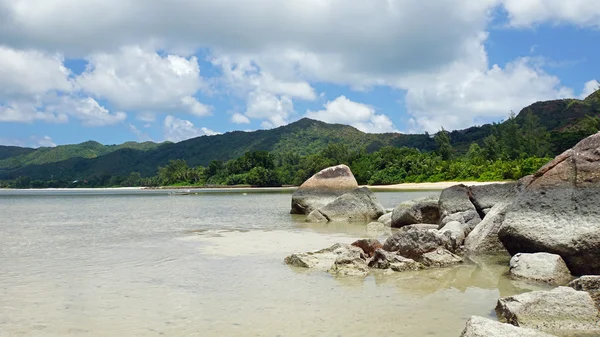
(287, 132), (600, 336)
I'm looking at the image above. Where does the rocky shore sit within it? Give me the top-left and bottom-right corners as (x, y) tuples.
(285, 132), (600, 336)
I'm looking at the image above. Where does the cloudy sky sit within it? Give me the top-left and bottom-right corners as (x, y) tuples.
(0, 0), (599, 147)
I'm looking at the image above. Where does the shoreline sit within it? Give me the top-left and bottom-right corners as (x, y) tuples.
(0, 181), (511, 192)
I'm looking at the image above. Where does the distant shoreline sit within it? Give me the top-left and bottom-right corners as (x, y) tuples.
(0, 181), (511, 192)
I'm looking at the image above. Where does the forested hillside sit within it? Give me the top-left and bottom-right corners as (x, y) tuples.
(1, 90), (598, 188)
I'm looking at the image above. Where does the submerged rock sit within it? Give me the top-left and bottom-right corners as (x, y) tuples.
(509, 252), (572, 285)
(315, 187), (385, 222)
(438, 184), (481, 232)
(464, 202), (511, 255)
(391, 197), (440, 228)
(306, 209), (328, 222)
(460, 316), (557, 337)
(365, 221), (389, 235)
(291, 164), (358, 215)
(495, 287), (600, 335)
(284, 243), (364, 270)
(499, 132), (600, 275)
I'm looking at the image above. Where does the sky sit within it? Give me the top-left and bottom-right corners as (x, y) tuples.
(0, 0), (599, 148)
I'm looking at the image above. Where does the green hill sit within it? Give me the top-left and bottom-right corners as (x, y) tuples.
(0, 90), (598, 182)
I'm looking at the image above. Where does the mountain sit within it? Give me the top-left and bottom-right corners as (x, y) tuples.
(0, 90), (598, 182)
(0, 119), (435, 180)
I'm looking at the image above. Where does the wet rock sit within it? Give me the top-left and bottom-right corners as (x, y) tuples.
(464, 202), (511, 255)
(382, 227), (450, 259)
(391, 197), (440, 228)
(316, 187), (385, 222)
(495, 287), (600, 335)
(284, 243), (364, 270)
(351, 239), (382, 258)
(377, 212), (392, 227)
(368, 249), (422, 271)
(469, 183), (516, 215)
(499, 133), (600, 275)
(420, 248), (463, 268)
(460, 316), (556, 337)
(509, 253), (572, 285)
(438, 184), (481, 232)
(291, 164), (358, 215)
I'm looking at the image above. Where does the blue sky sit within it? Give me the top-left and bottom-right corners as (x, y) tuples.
(0, 1), (598, 147)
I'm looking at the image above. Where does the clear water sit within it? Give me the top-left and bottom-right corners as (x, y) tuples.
(0, 189), (545, 336)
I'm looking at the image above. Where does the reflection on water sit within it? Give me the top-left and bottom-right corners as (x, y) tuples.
(0, 190), (535, 337)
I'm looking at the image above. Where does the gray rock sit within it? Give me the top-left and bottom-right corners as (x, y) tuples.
(464, 202), (511, 255)
(469, 183), (516, 215)
(306, 209), (328, 222)
(499, 133), (600, 275)
(495, 287), (600, 335)
(438, 184), (482, 232)
(569, 276), (600, 292)
(569, 276), (600, 309)
(439, 220), (468, 251)
(328, 254), (369, 277)
(377, 212), (392, 227)
(291, 164), (358, 215)
(509, 252), (572, 285)
(284, 243), (364, 270)
(460, 316), (557, 337)
(399, 224), (439, 231)
(368, 248), (422, 271)
(420, 248), (463, 268)
(382, 227), (450, 259)
(316, 187), (385, 222)
(391, 197), (440, 228)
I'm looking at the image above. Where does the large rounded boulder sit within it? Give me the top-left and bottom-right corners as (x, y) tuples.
(499, 132), (600, 275)
(307, 187), (385, 222)
(291, 164), (358, 215)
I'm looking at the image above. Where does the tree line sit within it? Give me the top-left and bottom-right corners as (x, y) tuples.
(0, 112), (565, 189)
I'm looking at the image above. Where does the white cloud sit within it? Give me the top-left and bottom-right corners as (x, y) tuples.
(501, 0), (600, 28)
(35, 135), (56, 147)
(0, 135), (56, 148)
(230, 113), (250, 124)
(77, 46), (209, 116)
(136, 111), (156, 122)
(163, 115), (219, 142)
(0, 46), (73, 100)
(245, 92), (294, 128)
(402, 55), (573, 132)
(580, 80), (599, 99)
(0, 95), (126, 126)
(306, 96), (397, 133)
